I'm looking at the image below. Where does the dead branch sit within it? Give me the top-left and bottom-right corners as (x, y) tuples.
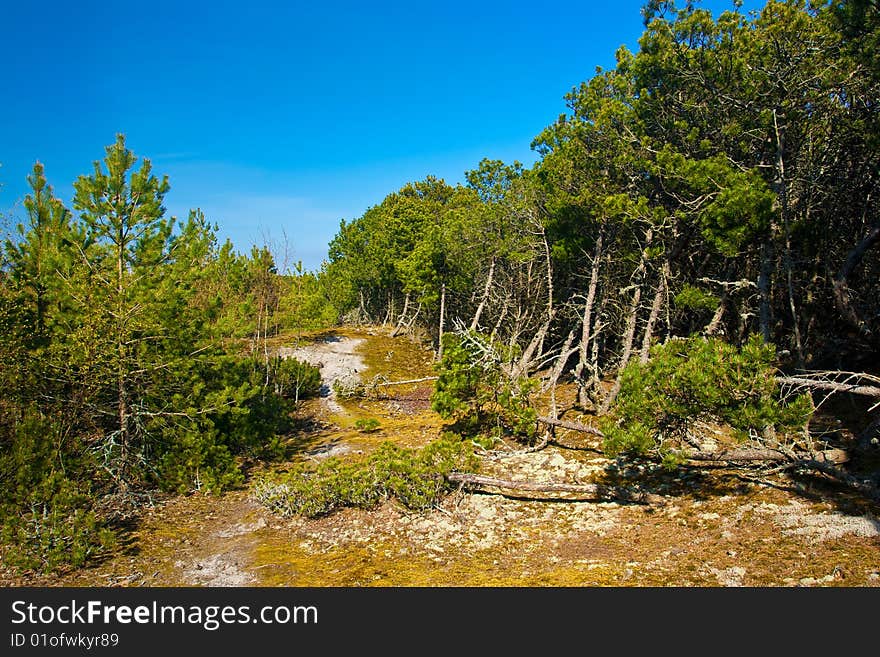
(446, 472), (663, 504)
(792, 459), (880, 501)
(680, 447), (849, 464)
(537, 415), (604, 438)
(374, 376), (439, 387)
(776, 375), (880, 399)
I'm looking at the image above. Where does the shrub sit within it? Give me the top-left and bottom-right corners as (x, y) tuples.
(0, 411), (115, 573)
(253, 433), (478, 517)
(431, 332), (537, 442)
(600, 336), (813, 463)
(153, 354), (297, 494)
(272, 356), (322, 401)
(354, 417), (381, 433)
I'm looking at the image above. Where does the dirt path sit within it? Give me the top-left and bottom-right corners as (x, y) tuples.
(171, 334), (370, 584)
(279, 335), (366, 414)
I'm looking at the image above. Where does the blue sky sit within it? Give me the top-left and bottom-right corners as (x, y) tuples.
(1, 0), (764, 272)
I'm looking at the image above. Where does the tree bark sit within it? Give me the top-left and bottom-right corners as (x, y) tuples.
(536, 415), (604, 438)
(832, 220), (880, 337)
(601, 229), (654, 412)
(775, 376), (880, 398)
(639, 261), (668, 364)
(773, 109), (804, 365)
(374, 376), (439, 387)
(758, 239), (774, 342)
(390, 292), (410, 337)
(437, 282), (446, 360)
(680, 447), (849, 464)
(470, 256), (496, 332)
(574, 228), (604, 407)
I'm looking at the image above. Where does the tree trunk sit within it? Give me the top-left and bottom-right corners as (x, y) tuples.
(116, 220), (130, 492)
(639, 261), (668, 364)
(446, 472), (662, 504)
(390, 292), (410, 337)
(601, 229), (654, 412)
(541, 329), (578, 418)
(536, 415), (604, 438)
(704, 294), (727, 336)
(574, 229), (604, 407)
(680, 447), (849, 464)
(758, 239), (774, 343)
(470, 256), (496, 332)
(775, 376), (880, 398)
(773, 110), (804, 365)
(833, 220), (880, 338)
(437, 282), (446, 360)
(514, 226), (555, 377)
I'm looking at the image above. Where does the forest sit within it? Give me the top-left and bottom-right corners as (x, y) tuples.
(1, 0), (878, 579)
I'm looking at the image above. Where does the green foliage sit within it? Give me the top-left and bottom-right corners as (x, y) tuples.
(0, 482), (116, 573)
(153, 354), (298, 494)
(254, 433), (478, 517)
(674, 284), (719, 312)
(600, 336), (814, 461)
(354, 418), (381, 433)
(278, 265), (340, 331)
(431, 333), (538, 442)
(272, 356), (322, 401)
(0, 410), (115, 573)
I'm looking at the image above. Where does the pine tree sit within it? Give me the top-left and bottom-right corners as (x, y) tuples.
(72, 134), (173, 492)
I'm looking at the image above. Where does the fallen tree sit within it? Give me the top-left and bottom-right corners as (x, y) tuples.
(776, 373), (880, 400)
(445, 472), (663, 504)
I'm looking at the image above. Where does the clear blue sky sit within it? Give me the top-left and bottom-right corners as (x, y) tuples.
(1, 0), (764, 272)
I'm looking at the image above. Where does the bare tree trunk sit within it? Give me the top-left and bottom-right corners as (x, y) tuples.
(390, 292), (410, 337)
(381, 291), (392, 326)
(358, 289), (367, 325)
(772, 110), (804, 365)
(757, 239), (774, 343)
(574, 229), (604, 407)
(515, 226), (555, 376)
(470, 256), (496, 332)
(833, 219), (879, 338)
(116, 222), (130, 493)
(437, 282), (446, 360)
(541, 329), (578, 415)
(601, 230), (653, 413)
(775, 375), (880, 398)
(599, 287), (640, 413)
(490, 293), (510, 343)
(537, 415), (604, 437)
(446, 472), (662, 504)
(704, 294), (727, 336)
(639, 261), (668, 364)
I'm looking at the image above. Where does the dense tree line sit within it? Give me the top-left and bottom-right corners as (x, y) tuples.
(327, 0), (878, 395)
(324, 0), (879, 480)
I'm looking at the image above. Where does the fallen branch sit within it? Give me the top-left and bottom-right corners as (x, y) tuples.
(776, 375), (880, 399)
(446, 472), (663, 504)
(374, 376), (438, 387)
(680, 447), (849, 464)
(793, 459), (880, 500)
(537, 415), (604, 438)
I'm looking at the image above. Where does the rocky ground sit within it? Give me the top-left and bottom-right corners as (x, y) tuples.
(6, 327), (879, 587)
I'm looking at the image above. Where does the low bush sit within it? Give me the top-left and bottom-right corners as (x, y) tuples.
(253, 433), (479, 517)
(599, 336), (813, 464)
